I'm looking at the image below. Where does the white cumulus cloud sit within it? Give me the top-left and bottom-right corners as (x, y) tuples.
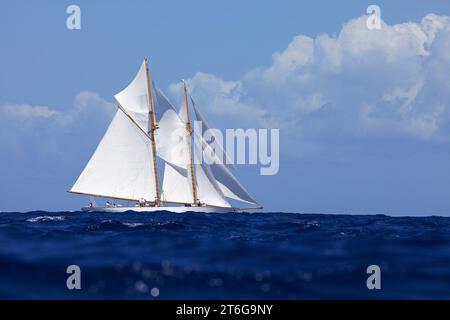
(2, 104), (59, 119)
(168, 13), (450, 159)
(0, 91), (115, 126)
(0, 91), (115, 158)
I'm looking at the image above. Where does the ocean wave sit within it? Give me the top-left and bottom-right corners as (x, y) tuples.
(85, 219), (186, 232)
(26, 216), (66, 223)
(122, 222), (145, 228)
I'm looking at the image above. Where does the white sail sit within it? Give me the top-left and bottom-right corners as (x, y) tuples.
(153, 86), (189, 173)
(155, 87), (230, 207)
(70, 109), (156, 201)
(161, 163), (193, 204)
(114, 61), (150, 132)
(191, 97), (235, 170)
(212, 162), (259, 205)
(196, 133), (259, 206)
(191, 101), (259, 206)
(194, 137), (231, 208)
(153, 86), (193, 203)
(70, 60), (261, 212)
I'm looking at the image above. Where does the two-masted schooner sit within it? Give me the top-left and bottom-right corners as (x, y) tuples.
(69, 59), (262, 213)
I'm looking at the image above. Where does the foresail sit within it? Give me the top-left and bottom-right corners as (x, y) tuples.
(191, 97), (235, 170)
(114, 61), (150, 132)
(197, 133), (259, 206)
(70, 109), (156, 201)
(212, 162), (259, 206)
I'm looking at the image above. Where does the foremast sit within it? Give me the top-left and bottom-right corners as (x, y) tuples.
(144, 58), (161, 205)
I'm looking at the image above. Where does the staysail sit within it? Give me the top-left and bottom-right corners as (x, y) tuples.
(70, 109), (157, 201)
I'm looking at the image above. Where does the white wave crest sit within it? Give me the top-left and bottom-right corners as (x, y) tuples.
(26, 216), (66, 222)
(122, 222), (144, 228)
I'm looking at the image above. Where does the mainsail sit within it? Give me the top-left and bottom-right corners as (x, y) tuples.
(70, 60), (158, 202)
(193, 135), (231, 207)
(191, 98), (260, 206)
(191, 97), (235, 170)
(198, 134), (259, 206)
(70, 109), (157, 201)
(153, 85), (233, 207)
(153, 85), (259, 207)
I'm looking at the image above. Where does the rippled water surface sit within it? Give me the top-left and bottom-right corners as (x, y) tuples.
(1, 211), (449, 299)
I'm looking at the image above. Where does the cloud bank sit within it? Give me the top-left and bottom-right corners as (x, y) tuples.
(1, 91), (114, 125)
(0, 91), (115, 159)
(169, 14), (450, 159)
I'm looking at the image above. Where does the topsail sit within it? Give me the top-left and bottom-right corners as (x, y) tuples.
(114, 61), (151, 132)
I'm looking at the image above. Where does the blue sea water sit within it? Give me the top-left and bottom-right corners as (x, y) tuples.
(0, 211), (449, 299)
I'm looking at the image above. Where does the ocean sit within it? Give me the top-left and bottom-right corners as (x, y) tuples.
(0, 211), (449, 299)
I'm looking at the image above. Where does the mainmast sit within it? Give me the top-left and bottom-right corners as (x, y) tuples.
(183, 80), (198, 205)
(144, 58), (161, 205)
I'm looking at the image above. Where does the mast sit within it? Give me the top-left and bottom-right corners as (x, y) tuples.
(144, 58), (161, 205)
(183, 80), (198, 205)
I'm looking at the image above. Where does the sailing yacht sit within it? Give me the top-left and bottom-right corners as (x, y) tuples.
(69, 58), (262, 213)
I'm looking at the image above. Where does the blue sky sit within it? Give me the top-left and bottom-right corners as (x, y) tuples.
(1, 1), (450, 215)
